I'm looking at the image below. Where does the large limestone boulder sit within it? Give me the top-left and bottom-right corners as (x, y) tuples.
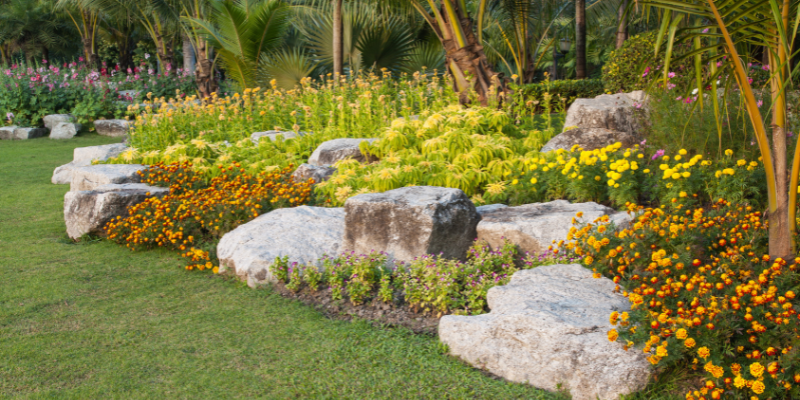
(477, 200), (630, 254)
(217, 206), (345, 288)
(541, 127), (639, 153)
(292, 163), (336, 184)
(52, 143), (129, 184)
(70, 164), (145, 192)
(439, 264), (651, 400)
(563, 93), (645, 137)
(307, 138), (377, 167)
(93, 119), (131, 138)
(50, 122), (82, 139)
(250, 130), (305, 145)
(0, 126), (17, 140)
(43, 114), (75, 130)
(343, 186), (480, 262)
(64, 183), (168, 240)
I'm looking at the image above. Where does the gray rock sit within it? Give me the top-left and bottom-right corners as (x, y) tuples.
(9, 127), (48, 140)
(625, 90), (648, 104)
(93, 119), (131, 138)
(250, 130), (305, 145)
(292, 163), (336, 184)
(343, 186), (480, 262)
(541, 127), (638, 153)
(0, 126), (18, 140)
(563, 93), (645, 137)
(43, 114), (75, 130)
(477, 200), (625, 254)
(217, 206), (345, 288)
(50, 122), (82, 139)
(52, 144), (129, 185)
(70, 164), (146, 192)
(64, 183), (168, 240)
(439, 264), (650, 400)
(308, 138), (377, 167)
(475, 204), (508, 215)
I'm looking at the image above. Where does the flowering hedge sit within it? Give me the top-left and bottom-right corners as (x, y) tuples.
(0, 60), (195, 126)
(104, 162), (313, 271)
(567, 201), (800, 399)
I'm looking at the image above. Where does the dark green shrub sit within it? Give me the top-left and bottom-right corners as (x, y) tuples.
(602, 32), (660, 93)
(512, 78), (605, 111)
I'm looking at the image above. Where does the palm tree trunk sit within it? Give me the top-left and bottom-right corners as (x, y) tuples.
(332, 0), (343, 78)
(616, 0), (628, 49)
(183, 34), (196, 74)
(194, 37), (217, 99)
(575, 0), (586, 78)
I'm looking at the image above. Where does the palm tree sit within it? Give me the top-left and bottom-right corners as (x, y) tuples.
(332, 0), (342, 77)
(575, 0), (585, 78)
(56, 0), (101, 65)
(643, 0), (798, 256)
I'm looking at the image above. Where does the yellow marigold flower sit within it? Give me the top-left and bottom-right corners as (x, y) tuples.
(733, 375), (747, 388)
(751, 380), (765, 394)
(750, 362), (764, 377)
(698, 347), (710, 360)
(610, 311), (620, 325)
(679, 149), (688, 155)
(685, 338), (696, 348)
(725, 149), (734, 156)
(676, 328), (688, 340)
(607, 329), (619, 342)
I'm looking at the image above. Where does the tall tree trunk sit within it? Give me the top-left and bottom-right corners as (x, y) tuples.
(332, 0), (344, 79)
(118, 34), (134, 71)
(183, 34), (196, 74)
(439, 5), (503, 105)
(195, 37), (217, 99)
(616, 0), (628, 49)
(575, 0), (586, 79)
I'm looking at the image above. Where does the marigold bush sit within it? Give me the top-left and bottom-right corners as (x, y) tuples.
(566, 200), (800, 399)
(104, 162), (313, 271)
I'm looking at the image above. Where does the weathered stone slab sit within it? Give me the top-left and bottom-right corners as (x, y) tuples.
(43, 114), (75, 130)
(307, 138), (377, 167)
(439, 264), (651, 400)
(563, 93), (644, 137)
(50, 122), (82, 139)
(292, 163), (336, 184)
(52, 144), (129, 185)
(343, 186), (480, 262)
(94, 119), (131, 138)
(70, 164), (145, 191)
(541, 127), (638, 153)
(0, 126), (18, 140)
(64, 183), (168, 240)
(10, 127), (49, 140)
(217, 206), (345, 288)
(250, 130), (305, 145)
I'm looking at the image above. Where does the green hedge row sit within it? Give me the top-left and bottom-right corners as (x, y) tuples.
(512, 79), (605, 112)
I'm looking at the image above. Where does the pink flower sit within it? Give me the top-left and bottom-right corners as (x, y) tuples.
(78, 56), (84, 62)
(652, 149), (665, 160)
(668, 72), (676, 78)
(757, 100), (763, 107)
(702, 28), (709, 33)
(762, 65), (770, 71)
(642, 67), (650, 77)
(42, 59), (47, 64)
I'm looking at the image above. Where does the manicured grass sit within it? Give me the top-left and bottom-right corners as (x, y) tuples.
(0, 134), (559, 399)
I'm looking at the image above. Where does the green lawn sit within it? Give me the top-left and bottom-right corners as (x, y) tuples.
(0, 134), (558, 399)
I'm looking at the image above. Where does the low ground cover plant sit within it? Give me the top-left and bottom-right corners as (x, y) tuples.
(270, 240), (575, 316)
(104, 162), (313, 270)
(567, 200), (800, 399)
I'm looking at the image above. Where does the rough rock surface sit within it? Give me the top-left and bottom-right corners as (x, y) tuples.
(477, 200), (630, 254)
(343, 186), (480, 262)
(292, 163), (336, 184)
(307, 138), (377, 167)
(541, 127), (638, 153)
(94, 119), (130, 137)
(50, 122), (82, 139)
(250, 130), (305, 145)
(52, 144), (129, 184)
(439, 264), (651, 400)
(0, 126), (17, 140)
(64, 183), (168, 240)
(9, 127), (49, 140)
(217, 206), (345, 287)
(563, 93), (645, 137)
(70, 164), (145, 191)
(43, 114), (75, 130)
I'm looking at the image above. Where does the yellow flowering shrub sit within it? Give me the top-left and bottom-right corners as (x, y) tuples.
(104, 162), (313, 271)
(566, 200), (800, 399)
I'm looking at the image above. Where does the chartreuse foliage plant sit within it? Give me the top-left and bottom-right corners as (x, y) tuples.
(567, 199), (800, 400)
(315, 104), (561, 206)
(270, 240), (575, 316)
(104, 162), (313, 271)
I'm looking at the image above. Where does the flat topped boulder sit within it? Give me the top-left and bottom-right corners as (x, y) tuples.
(292, 163), (335, 184)
(50, 122), (82, 140)
(563, 92), (644, 137)
(308, 138), (377, 167)
(439, 264), (650, 400)
(53, 144), (129, 184)
(70, 164), (145, 192)
(343, 186), (480, 262)
(477, 200), (630, 254)
(541, 127), (638, 153)
(64, 183), (168, 240)
(217, 206), (345, 287)
(0, 126), (17, 140)
(250, 130), (305, 145)
(43, 114), (75, 130)
(94, 119), (131, 138)
(0, 127), (48, 140)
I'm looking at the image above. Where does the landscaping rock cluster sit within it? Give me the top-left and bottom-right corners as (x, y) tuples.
(0, 126), (48, 140)
(542, 91), (647, 152)
(307, 138), (377, 167)
(439, 264), (650, 400)
(52, 143), (128, 184)
(0, 114), (85, 141)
